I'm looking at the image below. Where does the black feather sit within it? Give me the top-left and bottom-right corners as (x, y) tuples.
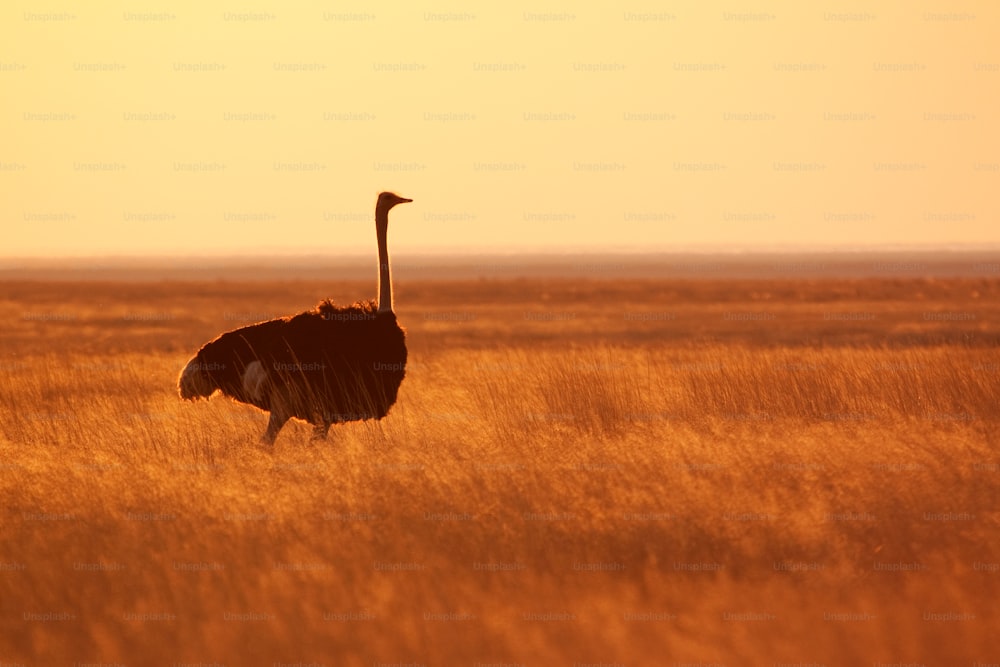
(180, 299), (406, 433)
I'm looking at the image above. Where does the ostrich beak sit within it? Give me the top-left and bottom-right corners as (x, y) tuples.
(399, 197), (413, 204)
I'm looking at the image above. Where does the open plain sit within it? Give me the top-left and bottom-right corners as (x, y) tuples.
(1, 263), (999, 664)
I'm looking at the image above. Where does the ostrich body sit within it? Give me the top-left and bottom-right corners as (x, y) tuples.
(178, 192), (412, 444)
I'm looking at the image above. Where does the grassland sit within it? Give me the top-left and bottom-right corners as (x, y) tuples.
(1, 274), (999, 665)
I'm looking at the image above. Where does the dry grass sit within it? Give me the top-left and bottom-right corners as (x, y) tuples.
(1, 276), (999, 664)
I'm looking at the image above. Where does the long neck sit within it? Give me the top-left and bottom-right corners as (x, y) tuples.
(376, 206), (392, 314)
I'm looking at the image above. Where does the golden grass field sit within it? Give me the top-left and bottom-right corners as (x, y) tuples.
(1, 272), (999, 665)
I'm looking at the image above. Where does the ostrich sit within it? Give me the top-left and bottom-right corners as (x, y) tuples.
(178, 191), (412, 444)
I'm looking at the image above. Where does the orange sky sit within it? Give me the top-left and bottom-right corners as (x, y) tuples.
(1, 1), (997, 256)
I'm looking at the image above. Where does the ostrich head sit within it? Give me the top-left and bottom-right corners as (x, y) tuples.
(376, 191), (412, 221)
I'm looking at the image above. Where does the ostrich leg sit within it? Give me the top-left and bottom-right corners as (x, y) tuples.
(310, 421), (332, 442)
(261, 392), (291, 445)
(261, 412), (289, 445)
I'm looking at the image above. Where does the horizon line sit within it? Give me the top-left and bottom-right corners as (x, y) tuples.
(2, 244), (999, 282)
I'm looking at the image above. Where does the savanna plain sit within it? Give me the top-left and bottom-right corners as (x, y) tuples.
(1, 267), (999, 665)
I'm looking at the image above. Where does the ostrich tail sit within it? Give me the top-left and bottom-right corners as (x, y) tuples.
(178, 356), (216, 400)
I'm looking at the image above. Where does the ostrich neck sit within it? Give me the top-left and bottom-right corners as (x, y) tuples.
(376, 208), (392, 314)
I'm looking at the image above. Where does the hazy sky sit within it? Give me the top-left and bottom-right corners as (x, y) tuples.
(2, 1), (998, 256)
